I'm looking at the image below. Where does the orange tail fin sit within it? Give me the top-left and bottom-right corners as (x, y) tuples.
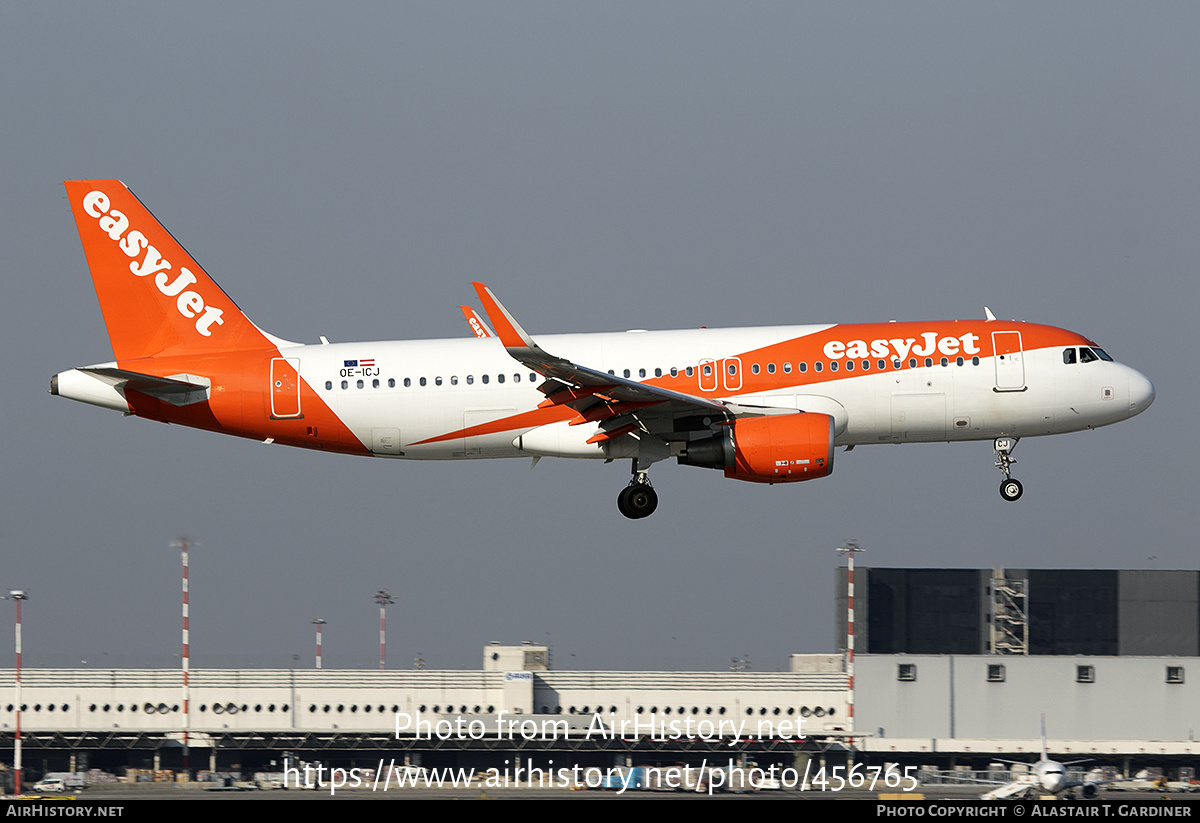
(64, 180), (272, 361)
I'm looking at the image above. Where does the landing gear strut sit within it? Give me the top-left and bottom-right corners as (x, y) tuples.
(994, 437), (1023, 502)
(617, 465), (658, 520)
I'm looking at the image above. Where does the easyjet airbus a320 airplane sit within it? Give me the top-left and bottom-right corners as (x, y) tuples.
(53, 181), (1155, 518)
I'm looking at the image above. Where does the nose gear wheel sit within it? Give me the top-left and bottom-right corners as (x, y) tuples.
(993, 437), (1022, 502)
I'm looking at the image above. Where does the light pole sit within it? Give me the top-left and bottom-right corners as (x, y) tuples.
(836, 540), (864, 739)
(373, 590), (394, 670)
(313, 619), (326, 670)
(8, 590), (28, 796)
(170, 538), (193, 775)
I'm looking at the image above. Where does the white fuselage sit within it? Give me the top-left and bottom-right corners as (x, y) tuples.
(282, 324), (1152, 459)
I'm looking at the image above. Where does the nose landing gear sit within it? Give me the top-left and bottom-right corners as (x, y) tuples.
(994, 437), (1023, 501)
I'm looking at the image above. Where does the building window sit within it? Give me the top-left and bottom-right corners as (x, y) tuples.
(987, 664), (1006, 682)
(1076, 665), (1095, 683)
(1167, 666), (1185, 684)
(898, 663), (917, 682)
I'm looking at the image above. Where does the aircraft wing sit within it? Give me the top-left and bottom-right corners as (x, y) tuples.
(980, 779), (1037, 800)
(471, 283), (733, 439)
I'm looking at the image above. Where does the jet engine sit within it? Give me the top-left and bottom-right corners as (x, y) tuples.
(678, 412), (835, 484)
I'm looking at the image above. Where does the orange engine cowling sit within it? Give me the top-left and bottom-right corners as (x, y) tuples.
(678, 412), (835, 484)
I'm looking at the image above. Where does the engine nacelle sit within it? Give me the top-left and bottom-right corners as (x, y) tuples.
(678, 412), (835, 484)
(1081, 783), (1099, 799)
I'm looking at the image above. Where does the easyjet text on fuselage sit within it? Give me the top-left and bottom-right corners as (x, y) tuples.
(823, 332), (981, 362)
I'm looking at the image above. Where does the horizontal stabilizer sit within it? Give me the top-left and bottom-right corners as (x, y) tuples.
(81, 367), (211, 404)
(52, 366), (211, 410)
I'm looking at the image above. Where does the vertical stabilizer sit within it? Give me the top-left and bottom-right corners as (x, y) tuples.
(64, 180), (272, 361)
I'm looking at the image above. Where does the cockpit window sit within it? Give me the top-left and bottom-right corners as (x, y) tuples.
(1092, 347), (1113, 362)
(1062, 348), (1077, 365)
(1079, 347), (1099, 363)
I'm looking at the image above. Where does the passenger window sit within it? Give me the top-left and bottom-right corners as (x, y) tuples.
(972, 356), (980, 366)
(404, 378), (411, 387)
(388, 379), (395, 388)
(845, 361), (853, 371)
(702, 365), (712, 377)
(497, 374), (505, 383)
(940, 357), (948, 367)
(924, 358), (933, 368)
(956, 357), (964, 366)
(341, 380), (348, 390)
(419, 377), (427, 386)
(783, 363), (791, 373)
(357, 379), (364, 389)
(623, 369), (630, 378)
(800, 362), (808, 373)
(655, 368), (662, 377)
(767, 363), (775, 374)
(878, 360), (886, 370)
(1063, 348), (1077, 365)
(482, 375), (489, 384)
(751, 364), (760, 375)
(513, 374), (520, 383)
(372, 378), (380, 388)
(451, 376), (459, 385)
(466, 375), (474, 385)
(908, 359), (917, 368)
(830, 362), (838, 372)
(728, 363), (737, 376)
(893, 359), (901, 369)
(670, 367), (679, 377)
(325, 381), (332, 390)
(435, 377), (443, 386)
(686, 367), (695, 377)
(639, 368), (646, 378)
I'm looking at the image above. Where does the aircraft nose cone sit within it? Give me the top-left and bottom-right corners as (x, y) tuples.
(1128, 370), (1155, 417)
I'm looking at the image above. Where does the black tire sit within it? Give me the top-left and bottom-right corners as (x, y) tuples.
(1000, 478), (1023, 502)
(625, 485), (658, 519)
(616, 486), (634, 518)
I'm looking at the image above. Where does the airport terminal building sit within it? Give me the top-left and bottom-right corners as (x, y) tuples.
(1, 568), (1197, 780)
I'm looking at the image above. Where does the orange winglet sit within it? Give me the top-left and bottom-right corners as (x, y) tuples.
(459, 306), (492, 338)
(471, 282), (530, 349)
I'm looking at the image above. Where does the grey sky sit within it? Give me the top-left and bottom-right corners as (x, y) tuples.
(1, 2), (1193, 671)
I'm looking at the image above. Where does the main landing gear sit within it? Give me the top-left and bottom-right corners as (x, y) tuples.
(617, 468), (658, 520)
(994, 437), (1023, 502)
